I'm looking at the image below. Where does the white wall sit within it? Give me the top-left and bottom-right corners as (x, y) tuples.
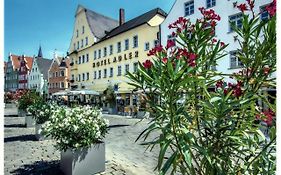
(161, 0), (272, 82)
(27, 58), (46, 94)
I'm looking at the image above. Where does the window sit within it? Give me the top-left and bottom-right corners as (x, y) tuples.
(78, 56), (81, 64)
(98, 49), (101, 58)
(98, 70), (101, 79)
(86, 72), (89, 80)
(78, 74), (81, 81)
(110, 45), (113, 55)
(133, 62), (138, 73)
(230, 51), (243, 68)
(61, 70), (64, 77)
(110, 67), (113, 77)
(86, 54), (89, 62)
(104, 47), (107, 57)
(61, 82), (64, 88)
(53, 73), (55, 77)
(81, 39), (84, 48)
(117, 42), (121, 53)
(229, 13), (243, 32)
(74, 43), (76, 50)
(144, 42), (150, 51)
(55, 72), (58, 77)
(184, 1), (194, 16)
(77, 41), (80, 49)
(154, 40), (159, 47)
(260, 5), (270, 21)
(94, 51), (97, 60)
(133, 35), (138, 48)
(206, 0), (216, 8)
(82, 55), (85, 63)
(104, 69), (107, 78)
(71, 74), (74, 80)
(125, 64), (129, 74)
(125, 39), (129, 50)
(82, 73), (85, 81)
(93, 71), (97, 79)
(82, 26), (85, 34)
(76, 30), (78, 37)
(85, 37), (88, 45)
(117, 66), (122, 76)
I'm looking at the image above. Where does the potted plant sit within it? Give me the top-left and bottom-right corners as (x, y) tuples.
(27, 101), (54, 140)
(18, 90), (42, 127)
(43, 105), (109, 175)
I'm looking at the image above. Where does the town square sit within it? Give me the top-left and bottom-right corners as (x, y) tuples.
(3, 0), (276, 174)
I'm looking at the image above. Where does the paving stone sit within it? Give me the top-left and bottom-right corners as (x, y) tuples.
(4, 106), (166, 175)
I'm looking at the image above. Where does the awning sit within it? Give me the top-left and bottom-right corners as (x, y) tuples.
(69, 89), (99, 95)
(52, 91), (68, 96)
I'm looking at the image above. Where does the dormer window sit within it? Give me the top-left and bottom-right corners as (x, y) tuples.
(82, 26), (85, 34)
(76, 30), (78, 38)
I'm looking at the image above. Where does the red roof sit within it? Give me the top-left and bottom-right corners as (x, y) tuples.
(24, 57), (33, 70)
(10, 55), (21, 70)
(10, 54), (33, 71)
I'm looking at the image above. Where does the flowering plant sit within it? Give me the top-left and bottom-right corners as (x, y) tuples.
(27, 101), (53, 124)
(18, 90), (43, 111)
(127, 1), (276, 174)
(43, 106), (109, 151)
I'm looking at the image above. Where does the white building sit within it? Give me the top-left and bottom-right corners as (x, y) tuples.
(28, 46), (52, 95)
(161, 0), (272, 78)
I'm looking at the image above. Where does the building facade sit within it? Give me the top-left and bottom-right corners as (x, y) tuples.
(68, 5), (166, 110)
(28, 47), (52, 95)
(18, 55), (33, 90)
(161, 0), (272, 80)
(48, 54), (70, 95)
(5, 54), (32, 92)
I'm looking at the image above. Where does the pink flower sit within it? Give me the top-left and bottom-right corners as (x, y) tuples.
(212, 38), (217, 43)
(142, 60), (153, 69)
(166, 40), (175, 49)
(266, 0), (276, 17)
(237, 3), (248, 13)
(162, 57), (168, 64)
(263, 67), (270, 75)
(246, 0), (254, 10)
(216, 80), (224, 88)
(220, 42), (225, 47)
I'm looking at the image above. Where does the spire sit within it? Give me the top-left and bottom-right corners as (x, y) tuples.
(38, 45), (43, 58)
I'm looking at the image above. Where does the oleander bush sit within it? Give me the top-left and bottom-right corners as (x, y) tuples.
(18, 90), (43, 111)
(27, 101), (55, 124)
(43, 106), (109, 151)
(127, 0), (276, 174)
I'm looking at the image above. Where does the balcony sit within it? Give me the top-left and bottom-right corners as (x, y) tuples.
(70, 79), (74, 83)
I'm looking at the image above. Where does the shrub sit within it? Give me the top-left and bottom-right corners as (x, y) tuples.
(43, 106), (109, 151)
(127, 1), (276, 174)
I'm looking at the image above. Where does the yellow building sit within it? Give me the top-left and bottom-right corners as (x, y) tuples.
(68, 5), (166, 112)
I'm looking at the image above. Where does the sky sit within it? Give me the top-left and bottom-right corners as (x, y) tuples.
(4, 0), (175, 61)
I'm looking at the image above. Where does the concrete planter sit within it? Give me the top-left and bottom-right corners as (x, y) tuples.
(25, 114), (35, 127)
(35, 123), (51, 141)
(60, 142), (105, 175)
(18, 109), (26, 117)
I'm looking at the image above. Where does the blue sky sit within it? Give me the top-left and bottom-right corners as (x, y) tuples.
(4, 0), (174, 61)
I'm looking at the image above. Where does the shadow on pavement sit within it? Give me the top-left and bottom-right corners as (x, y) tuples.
(108, 124), (130, 128)
(10, 160), (63, 175)
(4, 134), (37, 143)
(4, 124), (26, 128)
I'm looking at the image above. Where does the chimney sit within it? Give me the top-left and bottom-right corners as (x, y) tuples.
(119, 8), (125, 26)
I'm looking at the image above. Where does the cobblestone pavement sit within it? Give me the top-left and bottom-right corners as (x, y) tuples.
(4, 106), (162, 175)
